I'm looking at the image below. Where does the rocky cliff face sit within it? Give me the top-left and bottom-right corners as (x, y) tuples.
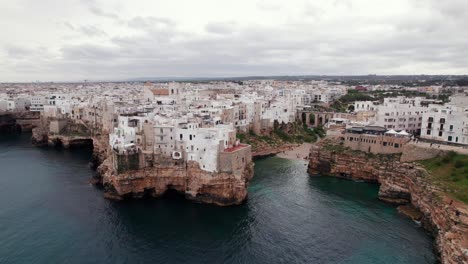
(31, 118), (254, 206)
(31, 118), (95, 148)
(0, 112), (40, 134)
(252, 144), (297, 159)
(308, 142), (468, 264)
(0, 114), (21, 134)
(98, 157), (255, 206)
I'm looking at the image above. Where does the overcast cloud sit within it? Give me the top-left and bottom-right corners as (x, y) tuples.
(0, 0), (467, 82)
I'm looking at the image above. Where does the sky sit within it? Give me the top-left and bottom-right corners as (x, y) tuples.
(0, 0), (467, 82)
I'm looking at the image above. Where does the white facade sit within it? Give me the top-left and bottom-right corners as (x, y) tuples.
(30, 96), (46, 112)
(373, 97), (428, 134)
(421, 102), (468, 145)
(354, 101), (377, 112)
(0, 99), (7, 112)
(6, 98), (30, 112)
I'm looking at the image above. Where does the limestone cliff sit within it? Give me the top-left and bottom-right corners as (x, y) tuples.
(31, 118), (95, 148)
(97, 153), (255, 206)
(308, 141), (468, 264)
(0, 114), (21, 134)
(31, 118), (254, 206)
(0, 112), (40, 134)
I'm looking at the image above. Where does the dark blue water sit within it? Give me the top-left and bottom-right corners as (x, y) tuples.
(0, 134), (436, 263)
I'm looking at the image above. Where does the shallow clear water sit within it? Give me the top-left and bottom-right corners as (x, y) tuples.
(0, 134), (436, 263)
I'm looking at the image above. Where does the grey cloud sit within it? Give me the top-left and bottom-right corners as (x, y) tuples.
(3, 0), (468, 82)
(60, 44), (119, 60)
(64, 22), (107, 37)
(205, 22), (236, 35)
(89, 6), (121, 21)
(128, 16), (175, 31)
(50, 13), (468, 81)
(64, 22), (75, 31)
(79, 25), (108, 37)
(256, 1), (282, 11)
(4, 45), (36, 58)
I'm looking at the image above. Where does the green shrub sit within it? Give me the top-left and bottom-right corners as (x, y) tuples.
(454, 160), (464, 169)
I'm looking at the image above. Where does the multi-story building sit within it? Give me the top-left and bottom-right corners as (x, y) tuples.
(343, 126), (411, 154)
(30, 96), (46, 112)
(373, 97), (428, 135)
(420, 96), (468, 145)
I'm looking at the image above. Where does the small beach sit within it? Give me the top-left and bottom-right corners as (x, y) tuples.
(276, 143), (312, 161)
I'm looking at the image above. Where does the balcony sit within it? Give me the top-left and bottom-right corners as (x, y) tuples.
(154, 131), (169, 136)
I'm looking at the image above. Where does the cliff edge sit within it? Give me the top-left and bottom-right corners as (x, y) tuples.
(308, 140), (468, 264)
(96, 149), (255, 206)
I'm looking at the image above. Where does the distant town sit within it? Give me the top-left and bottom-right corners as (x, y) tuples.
(1, 76), (467, 154)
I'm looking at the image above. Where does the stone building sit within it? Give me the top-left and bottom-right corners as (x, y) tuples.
(343, 126), (410, 154)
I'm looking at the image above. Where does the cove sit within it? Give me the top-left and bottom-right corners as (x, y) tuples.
(0, 134), (435, 263)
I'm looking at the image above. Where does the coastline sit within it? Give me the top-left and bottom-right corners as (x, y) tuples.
(276, 143), (312, 161)
(308, 141), (468, 263)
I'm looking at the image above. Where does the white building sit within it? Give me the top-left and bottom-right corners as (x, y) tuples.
(6, 98), (30, 112)
(373, 97), (428, 134)
(354, 101), (377, 112)
(420, 96), (468, 145)
(30, 96), (46, 112)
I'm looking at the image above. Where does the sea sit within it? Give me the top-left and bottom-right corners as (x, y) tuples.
(0, 134), (436, 263)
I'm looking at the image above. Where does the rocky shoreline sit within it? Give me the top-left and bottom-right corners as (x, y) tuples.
(252, 143), (299, 159)
(31, 120), (255, 206)
(96, 157), (254, 206)
(0, 113), (21, 134)
(0, 112), (40, 134)
(308, 141), (468, 264)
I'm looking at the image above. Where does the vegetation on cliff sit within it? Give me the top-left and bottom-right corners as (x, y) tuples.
(418, 151), (468, 203)
(321, 140), (401, 160)
(330, 89), (452, 112)
(236, 122), (325, 151)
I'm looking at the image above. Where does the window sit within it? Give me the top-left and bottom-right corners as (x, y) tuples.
(426, 130), (431, 135)
(440, 118), (445, 124)
(449, 125), (453, 131)
(438, 131), (443, 137)
(448, 136), (452, 142)
(428, 117), (433, 122)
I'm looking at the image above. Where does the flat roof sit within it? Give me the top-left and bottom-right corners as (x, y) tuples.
(224, 144), (249, 153)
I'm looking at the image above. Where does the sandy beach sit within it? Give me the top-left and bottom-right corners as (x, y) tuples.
(276, 143), (313, 161)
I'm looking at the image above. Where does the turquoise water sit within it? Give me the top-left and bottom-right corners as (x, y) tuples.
(0, 134), (436, 263)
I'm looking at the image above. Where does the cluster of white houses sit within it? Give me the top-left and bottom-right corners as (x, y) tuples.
(353, 95), (468, 146)
(0, 80), (348, 172)
(2, 81), (467, 164)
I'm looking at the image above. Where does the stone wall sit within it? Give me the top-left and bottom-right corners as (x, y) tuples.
(0, 112), (40, 133)
(49, 119), (68, 134)
(400, 144), (446, 162)
(308, 142), (468, 264)
(343, 133), (410, 154)
(218, 145), (252, 174)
